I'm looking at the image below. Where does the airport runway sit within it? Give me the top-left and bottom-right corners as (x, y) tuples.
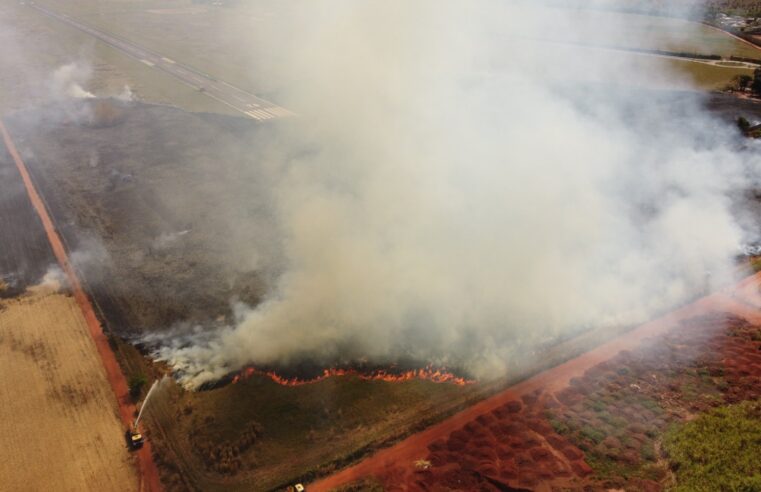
(28, 2), (292, 121)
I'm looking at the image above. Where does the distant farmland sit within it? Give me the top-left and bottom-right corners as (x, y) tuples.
(543, 10), (761, 60)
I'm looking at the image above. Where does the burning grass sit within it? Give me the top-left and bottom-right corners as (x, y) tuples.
(368, 312), (761, 491)
(148, 371), (482, 491)
(229, 364), (474, 387)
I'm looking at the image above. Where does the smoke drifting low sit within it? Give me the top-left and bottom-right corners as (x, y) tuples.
(156, 1), (761, 387)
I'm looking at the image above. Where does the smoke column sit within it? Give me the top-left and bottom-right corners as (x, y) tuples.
(154, 0), (761, 387)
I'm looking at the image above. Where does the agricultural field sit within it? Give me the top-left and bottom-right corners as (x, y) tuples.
(556, 10), (761, 59)
(538, 43), (756, 89)
(0, 287), (140, 491)
(147, 372), (481, 491)
(4, 1), (761, 491)
(21, 0), (761, 103)
(664, 399), (761, 491)
(321, 302), (761, 490)
(3, 91), (760, 490)
(0, 99), (482, 490)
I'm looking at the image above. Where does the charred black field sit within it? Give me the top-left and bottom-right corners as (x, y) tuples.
(5, 92), (761, 339)
(1, 92), (760, 491)
(0, 98), (489, 491)
(5, 99), (273, 336)
(7, 92), (761, 342)
(0, 138), (54, 298)
(5, 0), (761, 490)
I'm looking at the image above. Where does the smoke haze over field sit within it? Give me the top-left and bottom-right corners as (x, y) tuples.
(153, 1), (761, 387)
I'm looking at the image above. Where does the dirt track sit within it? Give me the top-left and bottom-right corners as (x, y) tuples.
(0, 287), (138, 491)
(310, 274), (761, 491)
(6, 97), (761, 490)
(0, 119), (162, 491)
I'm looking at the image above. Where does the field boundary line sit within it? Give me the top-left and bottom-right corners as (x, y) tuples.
(0, 119), (163, 492)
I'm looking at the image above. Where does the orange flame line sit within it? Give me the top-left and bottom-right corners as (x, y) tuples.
(231, 365), (474, 387)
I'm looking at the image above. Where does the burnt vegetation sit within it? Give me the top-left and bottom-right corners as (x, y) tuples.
(190, 417), (264, 475)
(707, 0), (761, 17)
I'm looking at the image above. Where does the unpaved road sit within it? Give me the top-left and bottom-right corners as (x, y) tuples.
(1, 119), (162, 491)
(310, 274), (761, 490)
(0, 287), (139, 492)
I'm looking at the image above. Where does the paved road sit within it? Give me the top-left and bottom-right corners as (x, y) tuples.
(28, 1), (292, 121)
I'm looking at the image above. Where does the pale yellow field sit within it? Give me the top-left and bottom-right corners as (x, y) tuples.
(0, 286), (139, 492)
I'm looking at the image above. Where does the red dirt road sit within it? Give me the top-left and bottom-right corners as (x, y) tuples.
(0, 120), (162, 492)
(310, 276), (761, 491)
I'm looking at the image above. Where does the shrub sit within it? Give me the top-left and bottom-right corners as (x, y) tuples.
(640, 444), (656, 462)
(128, 373), (148, 400)
(548, 416), (570, 435)
(738, 116), (751, 132)
(581, 425), (607, 444)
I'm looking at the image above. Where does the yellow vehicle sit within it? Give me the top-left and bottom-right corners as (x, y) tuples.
(126, 423), (144, 450)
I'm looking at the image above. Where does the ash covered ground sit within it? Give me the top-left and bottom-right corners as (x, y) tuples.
(4, 99), (281, 336)
(4, 92), (761, 491)
(5, 92), (761, 346)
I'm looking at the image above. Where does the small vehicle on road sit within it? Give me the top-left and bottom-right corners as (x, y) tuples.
(126, 425), (144, 450)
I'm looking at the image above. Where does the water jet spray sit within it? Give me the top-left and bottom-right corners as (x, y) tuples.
(127, 376), (167, 449)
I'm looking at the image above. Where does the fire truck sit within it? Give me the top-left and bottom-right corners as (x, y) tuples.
(126, 423), (145, 450)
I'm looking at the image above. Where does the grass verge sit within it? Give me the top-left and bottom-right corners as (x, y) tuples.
(663, 399), (761, 491)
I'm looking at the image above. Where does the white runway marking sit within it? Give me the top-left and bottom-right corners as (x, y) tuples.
(265, 107), (293, 117)
(254, 110), (274, 119)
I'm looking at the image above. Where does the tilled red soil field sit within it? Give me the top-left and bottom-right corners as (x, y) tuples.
(312, 284), (761, 491)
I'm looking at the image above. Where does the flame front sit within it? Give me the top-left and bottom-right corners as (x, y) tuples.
(230, 365), (474, 387)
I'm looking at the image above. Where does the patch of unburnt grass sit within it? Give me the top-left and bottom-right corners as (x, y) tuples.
(548, 314), (761, 489)
(663, 399), (761, 491)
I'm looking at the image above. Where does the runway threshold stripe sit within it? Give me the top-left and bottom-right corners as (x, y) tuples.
(254, 110), (273, 119)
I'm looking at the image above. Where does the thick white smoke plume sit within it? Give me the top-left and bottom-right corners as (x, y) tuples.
(156, 1), (761, 387)
(50, 63), (95, 100)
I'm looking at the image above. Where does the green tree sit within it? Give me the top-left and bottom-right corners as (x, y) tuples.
(128, 373), (148, 400)
(738, 115), (751, 132)
(737, 74), (753, 90)
(752, 67), (761, 95)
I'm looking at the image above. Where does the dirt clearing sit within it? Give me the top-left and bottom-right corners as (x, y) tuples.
(0, 286), (139, 492)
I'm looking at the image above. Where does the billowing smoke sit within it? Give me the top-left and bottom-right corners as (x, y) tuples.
(50, 63), (95, 100)
(154, 1), (761, 387)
